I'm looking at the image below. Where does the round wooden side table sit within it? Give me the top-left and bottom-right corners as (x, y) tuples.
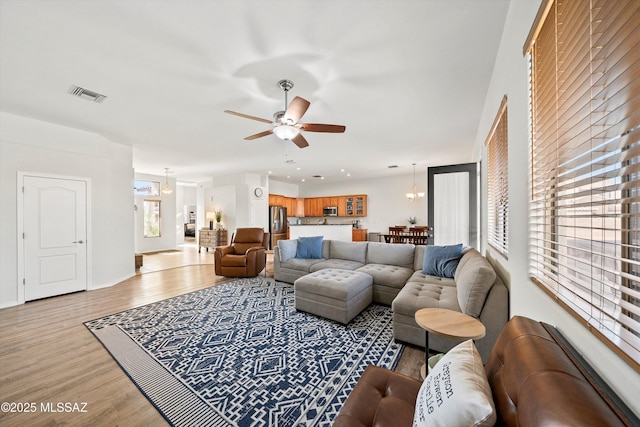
(414, 307), (486, 379)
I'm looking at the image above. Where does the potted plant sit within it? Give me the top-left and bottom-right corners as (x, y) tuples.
(215, 209), (222, 228)
(408, 216), (417, 225)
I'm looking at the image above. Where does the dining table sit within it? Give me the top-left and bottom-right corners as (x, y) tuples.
(381, 232), (430, 245)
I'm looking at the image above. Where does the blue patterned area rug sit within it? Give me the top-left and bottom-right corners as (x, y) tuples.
(85, 277), (404, 426)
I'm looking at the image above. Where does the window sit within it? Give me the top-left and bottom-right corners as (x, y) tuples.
(486, 96), (508, 257)
(134, 180), (159, 196)
(527, 0), (640, 367)
(143, 200), (161, 238)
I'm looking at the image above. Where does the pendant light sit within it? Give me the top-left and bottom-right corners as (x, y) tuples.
(161, 168), (173, 195)
(406, 163), (424, 201)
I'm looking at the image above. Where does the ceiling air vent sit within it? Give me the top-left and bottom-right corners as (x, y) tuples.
(69, 85), (107, 103)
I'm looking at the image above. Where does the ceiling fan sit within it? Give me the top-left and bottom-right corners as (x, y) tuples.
(224, 79), (346, 148)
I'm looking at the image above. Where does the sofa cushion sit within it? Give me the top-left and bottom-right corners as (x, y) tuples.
(220, 254), (247, 267)
(279, 257), (325, 273)
(333, 365), (422, 427)
(413, 339), (496, 427)
(356, 264), (413, 289)
(278, 239), (298, 262)
(392, 282), (461, 316)
(366, 242), (414, 268)
(296, 236), (324, 259)
(455, 250), (497, 317)
(422, 244), (463, 278)
(414, 245), (426, 271)
(407, 270), (456, 287)
(310, 259), (364, 272)
(329, 240), (367, 263)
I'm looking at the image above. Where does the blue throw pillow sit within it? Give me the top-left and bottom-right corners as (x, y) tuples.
(278, 239), (298, 262)
(422, 244), (463, 278)
(296, 236), (324, 259)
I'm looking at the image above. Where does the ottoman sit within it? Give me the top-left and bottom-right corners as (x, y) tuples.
(294, 269), (373, 324)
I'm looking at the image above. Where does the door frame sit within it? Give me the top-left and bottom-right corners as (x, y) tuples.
(16, 172), (92, 304)
(427, 163), (479, 248)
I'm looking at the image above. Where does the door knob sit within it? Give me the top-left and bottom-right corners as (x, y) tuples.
(73, 240), (85, 244)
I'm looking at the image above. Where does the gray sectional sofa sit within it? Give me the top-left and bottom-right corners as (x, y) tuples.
(274, 239), (509, 361)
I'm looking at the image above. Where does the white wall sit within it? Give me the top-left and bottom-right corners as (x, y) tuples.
(269, 179), (300, 198)
(0, 112), (134, 308)
(134, 172), (177, 253)
(473, 0), (639, 414)
(210, 172), (428, 240)
(197, 173), (269, 243)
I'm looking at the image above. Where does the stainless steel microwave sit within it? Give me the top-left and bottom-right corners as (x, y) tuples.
(323, 206), (338, 216)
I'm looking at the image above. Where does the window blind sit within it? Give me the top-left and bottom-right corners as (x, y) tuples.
(486, 96), (509, 258)
(528, 0), (640, 368)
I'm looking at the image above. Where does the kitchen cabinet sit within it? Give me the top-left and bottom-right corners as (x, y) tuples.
(354, 195), (367, 216)
(322, 197), (338, 207)
(269, 194), (285, 207)
(305, 198), (322, 217)
(337, 197), (347, 216)
(284, 197), (296, 214)
(272, 194), (367, 217)
(352, 228), (368, 242)
(343, 195), (367, 217)
(295, 198), (305, 217)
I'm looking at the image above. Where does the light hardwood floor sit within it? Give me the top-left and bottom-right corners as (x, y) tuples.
(0, 241), (424, 426)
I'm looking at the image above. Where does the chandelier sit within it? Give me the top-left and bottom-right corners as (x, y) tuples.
(160, 168), (173, 195)
(406, 163), (425, 201)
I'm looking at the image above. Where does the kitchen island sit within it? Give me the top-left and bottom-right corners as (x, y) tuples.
(289, 224), (353, 241)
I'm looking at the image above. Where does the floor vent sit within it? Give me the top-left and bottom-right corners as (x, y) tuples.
(69, 85), (107, 103)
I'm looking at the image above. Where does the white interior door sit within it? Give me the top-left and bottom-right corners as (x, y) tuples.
(428, 163), (479, 248)
(23, 176), (88, 301)
(433, 172), (469, 246)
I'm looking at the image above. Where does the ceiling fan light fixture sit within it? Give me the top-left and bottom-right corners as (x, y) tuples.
(273, 125), (300, 140)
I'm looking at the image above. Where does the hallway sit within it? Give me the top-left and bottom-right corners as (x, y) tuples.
(136, 237), (214, 274)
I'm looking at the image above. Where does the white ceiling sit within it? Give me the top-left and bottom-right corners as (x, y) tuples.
(0, 0), (509, 184)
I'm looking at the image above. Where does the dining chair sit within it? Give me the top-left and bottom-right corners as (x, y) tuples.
(409, 226), (429, 245)
(388, 226), (406, 244)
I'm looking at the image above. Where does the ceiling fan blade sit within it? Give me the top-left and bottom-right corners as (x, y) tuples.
(284, 96), (310, 123)
(224, 110), (272, 124)
(299, 123), (346, 133)
(291, 133), (309, 148)
(244, 129), (273, 140)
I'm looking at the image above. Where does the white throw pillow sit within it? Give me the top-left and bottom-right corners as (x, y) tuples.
(413, 340), (496, 427)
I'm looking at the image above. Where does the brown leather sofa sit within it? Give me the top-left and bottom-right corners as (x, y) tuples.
(214, 227), (269, 277)
(334, 316), (638, 426)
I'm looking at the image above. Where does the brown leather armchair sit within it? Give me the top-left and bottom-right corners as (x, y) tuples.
(214, 228), (269, 277)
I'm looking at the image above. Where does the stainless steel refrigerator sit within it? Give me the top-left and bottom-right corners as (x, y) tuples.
(269, 206), (287, 249)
